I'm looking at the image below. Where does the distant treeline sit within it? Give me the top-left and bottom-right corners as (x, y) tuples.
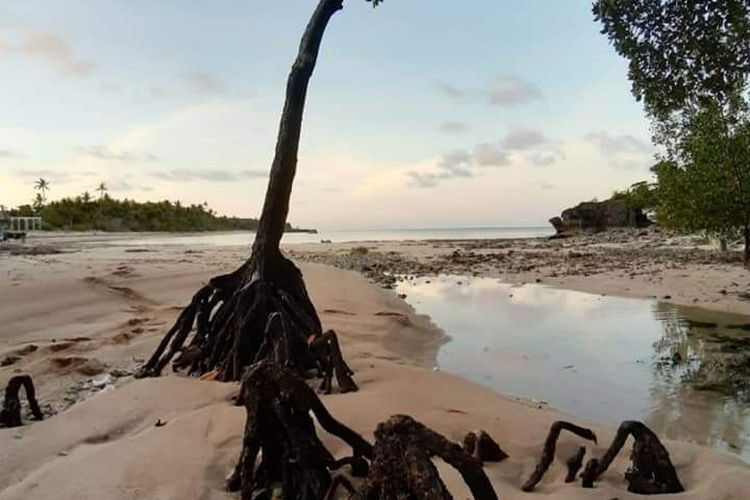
(9, 196), (303, 233)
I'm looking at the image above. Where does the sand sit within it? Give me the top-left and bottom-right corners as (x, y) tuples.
(1, 235), (749, 499)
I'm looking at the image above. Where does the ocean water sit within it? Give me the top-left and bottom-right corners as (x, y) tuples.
(396, 275), (750, 462)
(121, 226), (553, 247)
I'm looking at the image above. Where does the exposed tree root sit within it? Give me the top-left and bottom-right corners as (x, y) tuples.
(581, 420), (684, 494)
(522, 421), (598, 492)
(564, 446), (586, 483)
(311, 329), (358, 394)
(329, 415), (499, 500)
(227, 361), (372, 500)
(463, 429), (509, 465)
(1, 375), (44, 428)
(580, 457), (599, 488)
(136, 252), (357, 392)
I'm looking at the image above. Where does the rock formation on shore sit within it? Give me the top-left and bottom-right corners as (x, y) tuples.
(550, 199), (650, 236)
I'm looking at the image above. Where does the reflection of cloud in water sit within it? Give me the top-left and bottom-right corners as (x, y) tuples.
(397, 275), (750, 462)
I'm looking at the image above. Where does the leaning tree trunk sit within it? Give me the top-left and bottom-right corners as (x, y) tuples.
(137, 0), (356, 391)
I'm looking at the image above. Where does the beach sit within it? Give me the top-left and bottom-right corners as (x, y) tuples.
(1, 231), (750, 499)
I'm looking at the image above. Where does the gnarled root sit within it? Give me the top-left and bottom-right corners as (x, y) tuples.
(564, 446), (586, 483)
(582, 420), (684, 494)
(463, 429), (509, 465)
(344, 415), (498, 500)
(521, 421), (597, 492)
(228, 361), (372, 500)
(311, 329), (358, 394)
(136, 252), (357, 392)
(1, 375), (44, 428)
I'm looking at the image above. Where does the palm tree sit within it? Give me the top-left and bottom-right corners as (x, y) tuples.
(82, 191), (92, 203)
(34, 178), (50, 204)
(96, 182), (108, 200)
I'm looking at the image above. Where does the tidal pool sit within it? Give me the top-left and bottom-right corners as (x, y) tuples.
(395, 276), (750, 462)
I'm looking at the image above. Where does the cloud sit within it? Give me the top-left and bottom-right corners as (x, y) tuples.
(473, 142), (510, 167)
(486, 75), (542, 107)
(182, 71), (224, 95)
(436, 81), (463, 99)
(99, 82), (118, 93)
(437, 149), (472, 177)
(584, 131), (651, 155)
(14, 168), (73, 183)
(79, 146), (159, 162)
(0, 31), (96, 76)
(436, 75), (542, 108)
(407, 171), (441, 188)
(0, 149), (18, 158)
(584, 131), (653, 170)
(501, 128), (564, 166)
(107, 178), (154, 193)
(528, 153), (557, 166)
(438, 121), (469, 134)
(501, 128), (549, 151)
(408, 150), (472, 188)
(409, 128), (563, 188)
(149, 168), (267, 182)
(536, 180), (556, 190)
(150, 87), (167, 99)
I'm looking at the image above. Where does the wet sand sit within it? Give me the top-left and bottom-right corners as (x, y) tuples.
(1, 234), (750, 498)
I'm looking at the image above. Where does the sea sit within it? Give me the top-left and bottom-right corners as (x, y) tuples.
(123, 226), (553, 247)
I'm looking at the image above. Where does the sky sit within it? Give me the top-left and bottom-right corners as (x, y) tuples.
(0, 0), (658, 230)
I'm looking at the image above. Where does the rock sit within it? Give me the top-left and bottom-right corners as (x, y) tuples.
(550, 199), (650, 234)
(91, 374), (112, 389)
(109, 368), (133, 378)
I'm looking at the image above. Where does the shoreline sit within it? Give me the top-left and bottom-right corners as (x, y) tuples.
(1, 231), (750, 497)
(288, 227), (750, 317)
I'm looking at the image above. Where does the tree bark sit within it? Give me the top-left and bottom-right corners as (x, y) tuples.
(251, 0), (344, 270)
(744, 224), (750, 266)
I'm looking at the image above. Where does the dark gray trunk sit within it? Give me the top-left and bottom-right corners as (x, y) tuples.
(251, 0), (344, 267)
(745, 225), (750, 265)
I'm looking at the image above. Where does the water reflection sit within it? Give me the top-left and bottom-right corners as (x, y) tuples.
(396, 276), (750, 461)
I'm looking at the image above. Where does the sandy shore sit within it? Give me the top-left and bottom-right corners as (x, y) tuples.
(1, 233), (750, 498)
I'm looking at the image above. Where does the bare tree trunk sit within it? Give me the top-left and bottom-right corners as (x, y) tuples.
(137, 0), (357, 391)
(251, 0), (344, 272)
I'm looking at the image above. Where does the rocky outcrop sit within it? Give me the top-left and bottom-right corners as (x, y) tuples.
(550, 199), (649, 236)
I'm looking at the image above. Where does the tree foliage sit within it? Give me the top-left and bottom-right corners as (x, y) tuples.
(652, 96), (750, 243)
(593, 0), (750, 117)
(9, 196), (302, 233)
(595, 0), (750, 262)
(611, 180), (658, 213)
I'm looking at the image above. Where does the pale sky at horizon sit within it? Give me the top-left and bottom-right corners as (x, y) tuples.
(0, 0), (658, 230)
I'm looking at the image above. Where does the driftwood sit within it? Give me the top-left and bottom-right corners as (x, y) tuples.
(227, 361), (371, 500)
(327, 415), (499, 500)
(521, 421), (598, 492)
(580, 420), (684, 494)
(463, 429), (509, 465)
(0, 375), (43, 428)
